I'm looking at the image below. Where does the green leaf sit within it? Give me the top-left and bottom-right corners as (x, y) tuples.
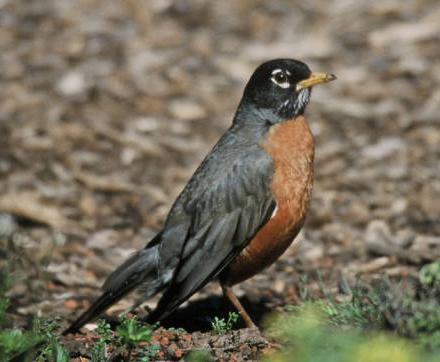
(0, 329), (44, 360)
(420, 261), (440, 286)
(116, 316), (153, 345)
(53, 340), (70, 362)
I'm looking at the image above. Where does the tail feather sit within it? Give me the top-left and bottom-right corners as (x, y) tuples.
(62, 288), (130, 335)
(63, 244), (165, 335)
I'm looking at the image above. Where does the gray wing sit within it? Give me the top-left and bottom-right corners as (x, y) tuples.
(148, 133), (275, 322)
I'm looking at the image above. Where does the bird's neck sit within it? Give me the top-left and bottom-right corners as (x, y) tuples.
(233, 100), (306, 133)
(233, 101), (279, 126)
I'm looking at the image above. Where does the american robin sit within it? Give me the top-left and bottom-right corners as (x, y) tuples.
(63, 58), (335, 334)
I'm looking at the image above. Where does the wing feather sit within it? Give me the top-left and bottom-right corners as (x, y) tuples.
(148, 139), (275, 321)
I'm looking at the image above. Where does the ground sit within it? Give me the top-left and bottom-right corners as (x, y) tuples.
(0, 0), (439, 361)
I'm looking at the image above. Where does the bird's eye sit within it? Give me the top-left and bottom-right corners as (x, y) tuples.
(271, 70), (290, 88)
(274, 72), (286, 82)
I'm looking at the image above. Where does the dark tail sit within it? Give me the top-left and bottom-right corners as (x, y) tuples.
(63, 243), (167, 335)
(62, 288), (130, 335)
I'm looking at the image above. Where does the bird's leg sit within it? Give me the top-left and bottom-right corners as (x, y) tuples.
(221, 283), (257, 329)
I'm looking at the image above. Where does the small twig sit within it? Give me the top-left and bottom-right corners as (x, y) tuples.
(71, 167), (168, 203)
(90, 119), (164, 158)
(0, 192), (77, 231)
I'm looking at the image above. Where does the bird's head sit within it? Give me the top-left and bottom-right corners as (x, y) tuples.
(240, 59), (336, 122)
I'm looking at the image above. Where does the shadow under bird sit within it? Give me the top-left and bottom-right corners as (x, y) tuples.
(63, 58), (336, 334)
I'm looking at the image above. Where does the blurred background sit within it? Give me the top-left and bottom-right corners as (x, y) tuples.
(0, 0), (439, 340)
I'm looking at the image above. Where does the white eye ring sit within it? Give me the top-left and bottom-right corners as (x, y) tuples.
(271, 69), (290, 89)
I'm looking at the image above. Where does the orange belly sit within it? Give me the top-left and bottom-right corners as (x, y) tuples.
(220, 116), (314, 286)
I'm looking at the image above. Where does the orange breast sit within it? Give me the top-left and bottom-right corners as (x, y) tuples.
(220, 116), (315, 286)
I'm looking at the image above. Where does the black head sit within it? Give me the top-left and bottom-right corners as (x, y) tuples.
(240, 59), (335, 121)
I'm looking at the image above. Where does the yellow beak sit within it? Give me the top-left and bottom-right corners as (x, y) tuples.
(296, 72), (336, 91)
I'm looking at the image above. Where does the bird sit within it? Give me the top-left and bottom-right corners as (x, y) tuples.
(63, 58), (335, 335)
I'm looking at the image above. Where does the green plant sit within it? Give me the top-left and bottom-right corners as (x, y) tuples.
(136, 343), (160, 362)
(88, 315), (159, 361)
(265, 305), (438, 362)
(36, 337), (69, 362)
(0, 329), (45, 361)
(319, 286), (383, 328)
(420, 260), (440, 286)
(0, 265), (69, 362)
(211, 312), (239, 334)
(0, 312), (66, 362)
(33, 318), (69, 362)
(116, 315), (155, 360)
(91, 319), (114, 362)
(268, 263), (440, 361)
(0, 266), (41, 361)
(116, 315), (153, 345)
